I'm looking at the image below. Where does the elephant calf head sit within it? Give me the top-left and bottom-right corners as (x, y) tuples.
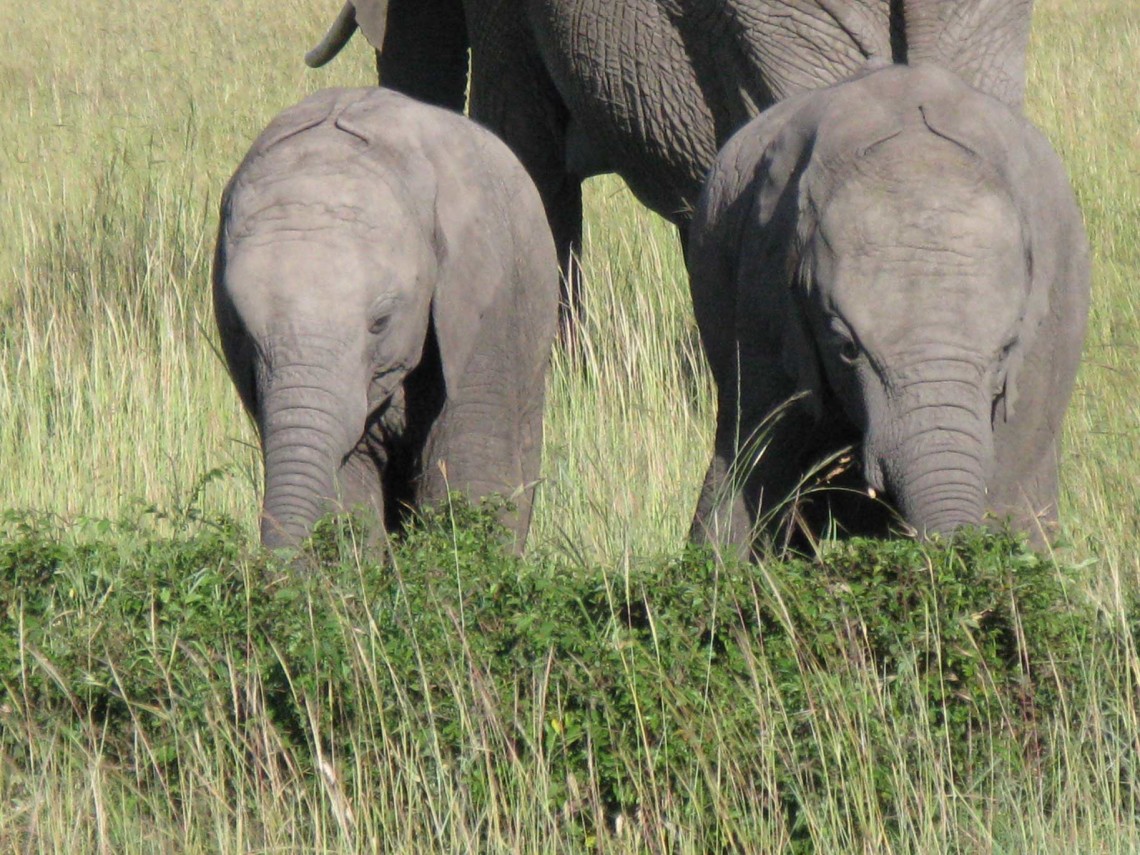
(213, 88), (559, 553)
(689, 64), (1089, 551)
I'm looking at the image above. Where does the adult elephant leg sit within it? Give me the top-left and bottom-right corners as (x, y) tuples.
(468, 31), (583, 336)
(376, 0), (469, 111)
(900, 0), (1033, 110)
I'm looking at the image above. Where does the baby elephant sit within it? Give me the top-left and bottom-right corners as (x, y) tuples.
(688, 64), (1089, 552)
(213, 88), (559, 550)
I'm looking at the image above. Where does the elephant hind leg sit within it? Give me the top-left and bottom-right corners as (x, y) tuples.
(467, 31), (583, 340)
(376, 0), (469, 112)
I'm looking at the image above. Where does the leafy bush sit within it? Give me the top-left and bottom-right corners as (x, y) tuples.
(0, 500), (1104, 848)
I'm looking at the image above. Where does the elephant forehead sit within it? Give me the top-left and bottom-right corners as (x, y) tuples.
(812, 187), (1029, 350)
(227, 166), (420, 236)
(822, 261), (1027, 360)
(816, 151), (1027, 271)
(222, 232), (431, 329)
(221, 164), (438, 291)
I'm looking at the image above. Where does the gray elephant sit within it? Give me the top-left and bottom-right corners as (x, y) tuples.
(306, 0), (1034, 302)
(687, 63), (1089, 552)
(213, 88), (559, 550)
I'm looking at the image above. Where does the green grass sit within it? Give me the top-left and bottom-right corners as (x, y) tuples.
(0, 502), (1128, 852)
(1, 0), (1138, 849)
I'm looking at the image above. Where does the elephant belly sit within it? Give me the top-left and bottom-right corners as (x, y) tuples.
(526, 0), (894, 224)
(528, 0), (721, 222)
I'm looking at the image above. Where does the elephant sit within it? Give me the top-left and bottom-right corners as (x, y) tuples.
(305, 0), (1035, 310)
(686, 63), (1090, 553)
(212, 87), (559, 551)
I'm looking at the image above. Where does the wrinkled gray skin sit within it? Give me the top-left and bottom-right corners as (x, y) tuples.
(306, 0), (1034, 308)
(213, 88), (558, 551)
(688, 64), (1089, 553)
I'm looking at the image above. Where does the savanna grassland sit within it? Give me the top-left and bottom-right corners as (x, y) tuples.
(0, 0), (1138, 851)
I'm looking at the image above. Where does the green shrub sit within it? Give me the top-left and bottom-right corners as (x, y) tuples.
(0, 499), (1105, 848)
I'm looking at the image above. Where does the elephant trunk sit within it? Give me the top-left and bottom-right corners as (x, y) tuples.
(258, 370), (362, 549)
(866, 377), (994, 538)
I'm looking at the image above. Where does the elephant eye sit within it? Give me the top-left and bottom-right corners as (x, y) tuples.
(827, 319), (860, 365)
(369, 313), (390, 335)
(838, 338), (860, 365)
(368, 294), (399, 335)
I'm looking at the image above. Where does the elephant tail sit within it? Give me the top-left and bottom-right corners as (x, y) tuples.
(305, 1), (361, 68)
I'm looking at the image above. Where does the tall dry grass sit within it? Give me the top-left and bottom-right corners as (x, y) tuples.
(1, 0), (1135, 569)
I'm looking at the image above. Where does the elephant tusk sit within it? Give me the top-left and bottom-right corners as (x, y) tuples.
(867, 487), (878, 500)
(305, 1), (359, 68)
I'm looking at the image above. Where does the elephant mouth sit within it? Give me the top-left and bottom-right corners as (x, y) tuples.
(791, 441), (901, 540)
(342, 391), (401, 470)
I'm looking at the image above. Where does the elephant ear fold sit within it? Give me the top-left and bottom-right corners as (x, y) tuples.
(994, 371), (1016, 423)
(754, 114), (827, 419)
(430, 281), (496, 398)
(993, 239), (1036, 423)
(250, 92), (340, 156)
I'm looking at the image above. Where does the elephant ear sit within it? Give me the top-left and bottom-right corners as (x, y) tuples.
(741, 92), (850, 419)
(901, 0), (1033, 111)
(690, 88), (829, 410)
(429, 248), (499, 400)
(738, 168), (822, 418)
(913, 75), (1085, 420)
(424, 123), (558, 403)
(997, 128), (1088, 423)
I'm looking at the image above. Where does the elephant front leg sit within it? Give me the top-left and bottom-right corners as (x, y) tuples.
(986, 432), (1064, 549)
(335, 445), (389, 535)
(691, 398), (825, 557)
(415, 400), (540, 555)
(691, 403), (782, 557)
(690, 443), (754, 560)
